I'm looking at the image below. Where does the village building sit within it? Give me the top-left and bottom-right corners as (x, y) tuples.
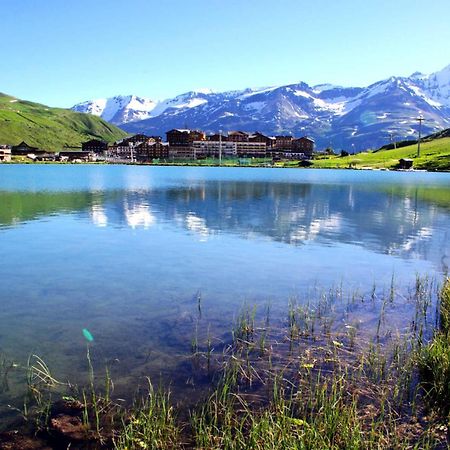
(107, 135), (166, 162)
(192, 140), (237, 158)
(0, 145), (12, 162)
(235, 141), (267, 157)
(292, 137), (315, 158)
(398, 158), (413, 169)
(190, 140), (268, 159)
(134, 141), (169, 161)
(166, 129), (206, 147)
(270, 136), (314, 160)
(58, 151), (92, 162)
(168, 146), (196, 159)
(207, 133), (228, 142)
(227, 131), (249, 142)
(32, 153), (57, 162)
(118, 134), (162, 146)
(249, 132), (275, 149)
(274, 135), (294, 151)
(81, 139), (108, 154)
(11, 141), (45, 156)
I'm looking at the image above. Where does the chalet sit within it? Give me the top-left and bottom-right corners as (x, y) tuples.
(117, 134), (162, 146)
(82, 139), (108, 154)
(107, 135), (165, 161)
(190, 140), (267, 159)
(292, 137), (314, 158)
(249, 132), (275, 149)
(0, 145), (11, 162)
(227, 131), (249, 142)
(166, 129), (206, 147)
(58, 151), (92, 162)
(134, 141), (169, 162)
(192, 140), (237, 158)
(398, 158), (413, 170)
(33, 153), (57, 162)
(274, 136), (294, 151)
(11, 141), (45, 156)
(207, 133), (228, 142)
(235, 141), (267, 158)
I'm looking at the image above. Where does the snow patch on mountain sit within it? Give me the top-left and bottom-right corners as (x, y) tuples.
(312, 84), (343, 94)
(238, 86), (283, 99)
(419, 64), (450, 108)
(406, 83), (442, 108)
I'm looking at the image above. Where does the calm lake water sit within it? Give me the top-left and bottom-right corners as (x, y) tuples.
(0, 165), (449, 425)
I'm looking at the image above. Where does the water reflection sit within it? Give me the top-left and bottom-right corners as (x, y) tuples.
(123, 202), (156, 229)
(0, 179), (449, 268)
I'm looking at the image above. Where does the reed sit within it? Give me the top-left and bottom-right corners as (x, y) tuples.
(25, 354), (62, 430)
(0, 355), (16, 394)
(114, 379), (179, 450)
(418, 278), (450, 416)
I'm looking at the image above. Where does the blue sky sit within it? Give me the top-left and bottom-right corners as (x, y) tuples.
(1, 0), (449, 107)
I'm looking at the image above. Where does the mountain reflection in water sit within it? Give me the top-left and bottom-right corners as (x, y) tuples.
(0, 179), (448, 268)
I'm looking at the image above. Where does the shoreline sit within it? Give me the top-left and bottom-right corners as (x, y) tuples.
(1, 159), (449, 173)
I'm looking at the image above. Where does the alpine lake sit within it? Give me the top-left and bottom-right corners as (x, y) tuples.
(0, 164), (449, 432)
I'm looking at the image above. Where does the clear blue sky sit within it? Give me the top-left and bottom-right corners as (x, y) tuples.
(1, 0), (449, 107)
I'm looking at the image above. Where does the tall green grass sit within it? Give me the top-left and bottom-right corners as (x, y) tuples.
(114, 379), (179, 450)
(419, 278), (450, 416)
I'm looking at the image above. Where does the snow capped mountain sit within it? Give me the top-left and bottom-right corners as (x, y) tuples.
(71, 64), (450, 150)
(414, 64), (450, 108)
(71, 95), (158, 124)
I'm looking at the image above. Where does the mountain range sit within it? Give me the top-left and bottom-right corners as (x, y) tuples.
(72, 64), (450, 151)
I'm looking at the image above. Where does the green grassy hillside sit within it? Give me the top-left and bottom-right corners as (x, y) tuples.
(0, 93), (127, 151)
(313, 134), (450, 171)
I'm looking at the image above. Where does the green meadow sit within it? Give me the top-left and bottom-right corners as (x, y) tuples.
(312, 137), (450, 171)
(0, 93), (127, 151)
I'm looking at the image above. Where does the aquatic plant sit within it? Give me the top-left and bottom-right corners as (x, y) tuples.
(114, 380), (179, 449)
(418, 278), (450, 416)
(0, 355), (16, 394)
(24, 354), (63, 430)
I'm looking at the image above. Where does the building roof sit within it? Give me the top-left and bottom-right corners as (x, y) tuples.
(13, 141), (39, 150)
(228, 130), (248, 136)
(297, 136), (315, 142)
(83, 139), (107, 145)
(166, 129), (192, 134)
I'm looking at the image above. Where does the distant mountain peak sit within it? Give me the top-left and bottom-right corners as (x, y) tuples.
(410, 71), (425, 79)
(192, 88), (214, 95)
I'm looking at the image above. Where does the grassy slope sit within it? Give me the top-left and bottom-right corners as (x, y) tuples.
(0, 92), (127, 151)
(312, 136), (450, 171)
